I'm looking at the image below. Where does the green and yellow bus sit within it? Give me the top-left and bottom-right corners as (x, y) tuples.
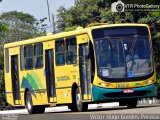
(4, 23), (157, 114)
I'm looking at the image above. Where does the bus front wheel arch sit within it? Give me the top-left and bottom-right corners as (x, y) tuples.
(25, 90), (45, 114)
(70, 83), (88, 112)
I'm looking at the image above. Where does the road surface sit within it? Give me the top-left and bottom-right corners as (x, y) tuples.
(2, 104), (160, 120)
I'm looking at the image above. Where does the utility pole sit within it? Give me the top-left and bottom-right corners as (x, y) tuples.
(46, 0), (52, 32)
(52, 13), (55, 34)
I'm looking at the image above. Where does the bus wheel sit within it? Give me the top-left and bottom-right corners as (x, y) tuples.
(26, 91), (36, 114)
(71, 87), (88, 112)
(127, 99), (137, 109)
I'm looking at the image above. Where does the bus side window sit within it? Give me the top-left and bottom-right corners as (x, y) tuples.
(34, 43), (43, 68)
(24, 44), (33, 70)
(20, 46), (25, 71)
(55, 40), (65, 65)
(66, 37), (77, 64)
(5, 48), (9, 73)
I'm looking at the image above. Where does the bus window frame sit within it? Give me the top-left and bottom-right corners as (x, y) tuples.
(34, 43), (43, 69)
(24, 44), (34, 70)
(65, 36), (77, 65)
(55, 39), (65, 66)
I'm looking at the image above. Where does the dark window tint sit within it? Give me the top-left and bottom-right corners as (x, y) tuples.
(66, 37), (77, 64)
(24, 45), (33, 70)
(20, 46), (25, 70)
(92, 26), (149, 39)
(55, 40), (65, 65)
(5, 48), (9, 73)
(34, 43), (43, 68)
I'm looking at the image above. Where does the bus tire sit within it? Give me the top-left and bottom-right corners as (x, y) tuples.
(82, 102), (88, 111)
(25, 91), (37, 114)
(127, 99), (137, 109)
(71, 87), (88, 112)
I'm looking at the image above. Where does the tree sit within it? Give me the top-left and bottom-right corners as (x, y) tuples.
(56, 0), (160, 30)
(56, 0), (135, 31)
(57, 6), (67, 32)
(0, 11), (47, 43)
(0, 23), (9, 32)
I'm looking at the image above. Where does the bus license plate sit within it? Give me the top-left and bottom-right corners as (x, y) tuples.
(123, 89), (134, 93)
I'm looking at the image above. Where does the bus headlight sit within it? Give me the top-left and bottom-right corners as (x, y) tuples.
(143, 79), (155, 85)
(102, 69), (109, 77)
(148, 79), (155, 84)
(99, 82), (110, 87)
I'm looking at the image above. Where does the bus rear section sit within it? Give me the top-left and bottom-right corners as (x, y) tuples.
(4, 30), (92, 113)
(91, 24), (157, 108)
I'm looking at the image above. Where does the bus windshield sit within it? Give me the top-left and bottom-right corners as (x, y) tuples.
(92, 26), (153, 79)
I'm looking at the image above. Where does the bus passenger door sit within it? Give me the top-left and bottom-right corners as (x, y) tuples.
(11, 55), (21, 105)
(79, 43), (91, 100)
(45, 49), (56, 103)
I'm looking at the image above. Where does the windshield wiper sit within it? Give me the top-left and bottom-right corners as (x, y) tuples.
(104, 36), (119, 54)
(129, 35), (138, 54)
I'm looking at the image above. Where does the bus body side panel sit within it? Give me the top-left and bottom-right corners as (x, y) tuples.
(43, 41), (57, 104)
(20, 41), (57, 106)
(20, 69), (48, 106)
(55, 61), (79, 104)
(5, 47), (21, 106)
(77, 34), (92, 100)
(54, 33), (92, 104)
(5, 53), (14, 105)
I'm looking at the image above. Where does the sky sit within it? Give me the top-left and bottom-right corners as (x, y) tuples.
(0, 0), (75, 31)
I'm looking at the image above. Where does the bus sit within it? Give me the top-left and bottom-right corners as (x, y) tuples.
(4, 23), (157, 114)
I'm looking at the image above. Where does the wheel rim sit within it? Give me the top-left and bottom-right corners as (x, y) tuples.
(76, 89), (82, 111)
(27, 93), (32, 110)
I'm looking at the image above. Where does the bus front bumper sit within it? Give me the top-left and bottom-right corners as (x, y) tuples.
(92, 84), (157, 101)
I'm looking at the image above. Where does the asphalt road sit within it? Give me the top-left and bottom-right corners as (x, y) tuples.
(16, 105), (160, 120)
